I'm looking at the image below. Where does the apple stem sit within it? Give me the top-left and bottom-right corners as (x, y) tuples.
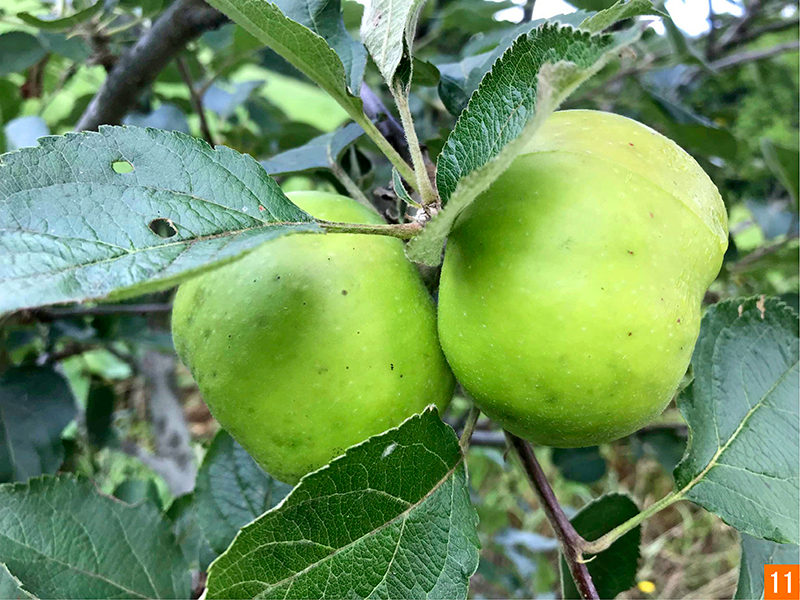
(505, 432), (599, 600)
(459, 405), (481, 453)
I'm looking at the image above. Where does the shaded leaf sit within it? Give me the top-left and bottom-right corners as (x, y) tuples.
(552, 447), (606, 484)
(762, 138), (799, 208)
(195, 430), (292, 555)
(560, 494), (641, 599)
(17, 1), (103, 31)
(167, 493), (217, 571)
(0, 367), (76, 483)
(123, 104), (190, 134)
(113, 478), (163, 509)
(0, 33), (46, 77)
(260, 122), (364, 176)
(203, 80), (262, 119)
(674, 297), (799, 544)
(0, 564), (33, 600)
(85, 380), (116, 448)
(735, 534), (800, 600)
(0, 126), (320, 313)
(0, 476), (191, 599)
(205, 408), (479, 599)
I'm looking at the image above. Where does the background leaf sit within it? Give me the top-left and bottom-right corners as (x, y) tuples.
(260, 122), (364, 176)
(195, 430), (292, 555)
(761, 138), (799, 208)
(674, 297), (800, 544)
(0, 367), (76, 483)
(0, 476), (191, 599)
(560, 493), (641, 599)
(551, 447), (606, 484)
(205, 408), (479, 599)
(0, 33), (46, 77)
(17, 1), (104, 31)
(734, 533), (800, 600)
(0, 126), (320, 313)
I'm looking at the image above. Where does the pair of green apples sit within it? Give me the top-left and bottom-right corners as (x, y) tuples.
(173, 111), (728, 484)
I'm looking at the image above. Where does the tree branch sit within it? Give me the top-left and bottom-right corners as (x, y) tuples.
(76, 0), (226, 131)
(505, 432), (599, 600)
(710, 39), (799, 70)
(718, 16), (800, 53)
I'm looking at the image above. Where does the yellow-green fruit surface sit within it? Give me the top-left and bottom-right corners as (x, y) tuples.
(173, 191), (454, 483)
(438, 110), (728, 447)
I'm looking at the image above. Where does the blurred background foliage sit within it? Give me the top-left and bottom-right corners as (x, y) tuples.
(0, 0), (797, 598)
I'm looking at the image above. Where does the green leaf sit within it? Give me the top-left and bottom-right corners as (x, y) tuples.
(260, 122), (364, 176)
(579, 0), (664, 33)
(735, 534), (800, 600)
(85, 380), (116, 448)
(113, 479), (163, 509)
(0, 476), (191, 599)
(168, 494), (218, 570)
(195, 430), (292, 555)
(0, 33), (46, 77)
(0, 367), (76, 483)
(273, 0), (366, 92)
(203, 0), (364, 117)
(560, 494), (641, 599)
(762, 138), (799, 208)
(0, 563), (33, 600)
(205, 408), (480, 599)
(361, 0), (426, 87)
(17, 1), (103, 31)
(434, 12), (590, 116)
(407, 24), (637, 265)
(674, 297), (800, 544)
(551, 447), (606, 484)
(0, 126), (320, 314)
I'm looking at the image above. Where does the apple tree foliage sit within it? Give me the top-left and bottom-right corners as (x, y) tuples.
(0, 0), (798, 597)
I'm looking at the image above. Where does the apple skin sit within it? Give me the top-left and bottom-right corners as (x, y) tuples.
(437, 110), (728, 447)
(172, 191), (454, 483)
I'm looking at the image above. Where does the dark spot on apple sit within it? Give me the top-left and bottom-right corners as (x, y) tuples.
(627, 250), (634, 255)
(341, 290), (348, 295)
(276, 275), (281, 280)
(649, 212), (654, 218)
(629, 142), (634, 147)
(628, 332), (632, 336)
(677, 318), (681, 323)
(390, 363), (394, 370)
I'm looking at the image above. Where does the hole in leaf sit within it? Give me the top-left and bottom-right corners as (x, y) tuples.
(112, 160), (133, 174)
(149, 218), (178, 238)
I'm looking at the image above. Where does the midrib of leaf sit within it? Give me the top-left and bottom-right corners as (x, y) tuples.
(3, 220), (315, 283)
(678, 358), (799, 497)
(216, 457), (464, 597)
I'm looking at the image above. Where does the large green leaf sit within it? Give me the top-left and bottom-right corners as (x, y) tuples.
(195, 430), (292, 555)
(203, 0), (364, 118)
(0, 126), (320, 313)
(407, 23), (638, 265)
(205, 408), (479, 599)
(273, 0), (366, 92)
(674, 297), (799, 544)
(0, 476), (191, 599)
(0, 367), (76, 483)
(735, 534), (800, 600)
(560, 494), (641, 599)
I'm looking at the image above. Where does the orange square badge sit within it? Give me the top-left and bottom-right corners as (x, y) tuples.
(765, 565), (800, 600)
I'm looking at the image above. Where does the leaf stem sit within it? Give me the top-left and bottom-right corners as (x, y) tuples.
(581, 491), (680, 555)
(505, 432), (599, 600)
(351, 111), (418, 188)
(319, 220), (422, 239)
(459, 406), (481, 453)
(329, 161), (374, 212)
(392, 87), (438, 207)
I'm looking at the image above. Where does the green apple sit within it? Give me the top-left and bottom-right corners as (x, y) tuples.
(173, 191), (454, 483)
(438, 110), (728, 447)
